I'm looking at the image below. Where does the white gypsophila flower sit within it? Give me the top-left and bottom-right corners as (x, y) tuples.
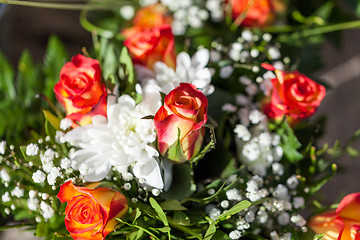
(268, 47), (281, 60)
(60, 158), (71, 169)
(229, 43), (243, 61)
(220, 65), (234, 79)
(47, 167), (61, 186)
(277, 212), (290, 226)
(273, 184), (289, 201)
(29, 190), (36, 198)
(1, 168), (10, 182)
(293, 196), (305, 209)
(239, 76), (251, 85)
(272, 146), (283, 162)
(234, 124), (251, 141)
(250, 49), (260, 58)
(55, 131), (66, 144)
(272, 163), (284, 176)
(236, 218), (250, 230)
(246, 83), (258, 96)
(60, 118), (73, 130)
(245, 211), (255, 223)
(208, 207), (221, 219)
(229, 230), (242, 240)
(27, 198), (39, 211)
(32, 170), (46, 183)
(139, 0), (157, 6)
(40, 201), (54, 220)
(235, 94), (249, 106)
(120, 5), (135, 20)
(286, 175), (299, 189)
(40, 148), (55, 164)
(65, 83), (164, 189)
(226, 188), (242, 201)
(11, 186), (24, 198)
(241, 30), (253, 42)
(138, 49), (214, 96)
(257, 210), (269, 223)
(291, 214), (306, 227)
(26, 143), (39, 156)
(42, 162), (54, 173)
(249, 109), (265, 125)
(238, 108), (250, 126)
(210, 50), (222, 62)
(2, 192), (10, 202)
(273, 61), (284, 71)
(222, 103), (237, 113)
(220, 200), (229, 209)
(0, 140), (6, 155)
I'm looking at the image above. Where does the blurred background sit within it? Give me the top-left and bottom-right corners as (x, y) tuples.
(0, 2), (360, 239)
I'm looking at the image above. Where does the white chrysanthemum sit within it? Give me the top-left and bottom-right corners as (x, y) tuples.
(136, 49), (214, 96)
(65, 83), (164, 189)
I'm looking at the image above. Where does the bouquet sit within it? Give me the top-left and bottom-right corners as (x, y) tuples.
(1, 0), (360, 239)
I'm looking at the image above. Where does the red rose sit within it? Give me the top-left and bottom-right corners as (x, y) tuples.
(123, 25), (176, 70)
(57, 181), (128, 240)
(230, 0), (272, 27)
(54, 54), (107, 126)
(262, 63), (326, 120)
(308, 193), (360, 240)
(154, 83), (208, 162)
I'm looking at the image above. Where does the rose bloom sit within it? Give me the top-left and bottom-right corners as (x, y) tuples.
(124, 25), (176, 70)
(122, 3), (172, 37)
(54, 54), (107, 126)
(57, 181), (128, 240)
(154, 83), (208, 162)
(229, 0), (286, 27)
(261, 63), (326, 120)
(308, 193), (360, 240)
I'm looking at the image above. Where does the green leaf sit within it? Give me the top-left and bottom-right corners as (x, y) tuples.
(128, 229), (144, 240)
(217, 200), (251, 221)
(203, 222), (216, 240)
(149, 198), (169, 227)
(119, 47), (135, 93)
(0, 52), (16, 100)
(132, 208), (142, 224)
(173, 211), (191, 226)
(43, 110), (61, 131)
(160, 199), (187, 211)
(277, 120), (303, 163)
(190, 124), (216, 164)
(167, 128), (185, 162)
(36, 221), (49, 237)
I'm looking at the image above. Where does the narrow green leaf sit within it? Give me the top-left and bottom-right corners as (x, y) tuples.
(160, 199), (187, 211)
(149, 198), (169, 227)
(133, 208), (142, 224)
(203, 222), (216, 240)
(36, 221), (49, 237)
(217, 200), (251, 221)
(173, 211), (191, 226)
(43, 110), (61, 131)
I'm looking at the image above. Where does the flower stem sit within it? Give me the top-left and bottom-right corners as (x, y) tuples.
(300, 20), (360, 37)
(167, 217), (203, 239)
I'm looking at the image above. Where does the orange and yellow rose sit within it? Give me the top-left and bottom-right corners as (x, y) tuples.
(54, 54), (107, 126)
(57, 181), (128, 240)
(229, 0), (286, 27)
(308, 193), (360, 240)
(261, 63), (326, 120)
(154, 83), (208, 162)
(124, 25), (176, 70)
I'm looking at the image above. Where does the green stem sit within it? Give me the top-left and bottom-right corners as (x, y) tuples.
(300, 20), (360, 37)
(167, 217), (203, 239)
(0, 0), (116, 10)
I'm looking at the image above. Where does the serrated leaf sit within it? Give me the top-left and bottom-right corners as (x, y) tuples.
(277, 120), (303, 163)
(160, 199), (187, 211)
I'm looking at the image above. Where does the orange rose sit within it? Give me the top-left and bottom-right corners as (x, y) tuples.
(124, 25), (176, 70)
(261, 63), (326, 120)
(308, 193), (360, 240)
(57, 181), (128, 240)
(54, 54), (107, 126)
(154, 83), (208, 162)
(229, 0), (285, 27)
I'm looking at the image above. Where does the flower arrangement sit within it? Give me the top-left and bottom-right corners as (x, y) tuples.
(1, 0), (360, 240)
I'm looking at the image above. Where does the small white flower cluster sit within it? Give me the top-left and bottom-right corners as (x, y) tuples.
(0, 140), (6, 155)
(160, 0), (210, 35)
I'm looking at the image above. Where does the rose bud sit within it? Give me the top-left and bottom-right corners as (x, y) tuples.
(154, 83), (208, 162)
(57, 181), (128, 240)
(261, 63), (326, 120)
(308, 192), (360, 240)
(124, 25), (176, 70)
(54, 54), (107, 126)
